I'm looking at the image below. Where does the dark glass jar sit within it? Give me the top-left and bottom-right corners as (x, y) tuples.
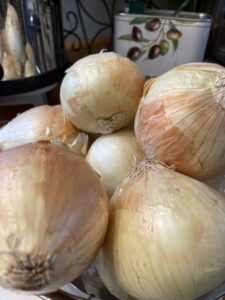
(0, 0), (66, 81)
(198, 0), (225, 65)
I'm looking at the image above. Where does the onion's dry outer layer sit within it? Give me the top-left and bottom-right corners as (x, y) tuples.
(86, 129), (145, 197)
(99, 162), (225, 300)
(135, 63), (225, 180)
(96, 249), (137, 300)
(0, 143), (109, 294)
(0, 105), (88, 156)
(60, 52), (145, 134)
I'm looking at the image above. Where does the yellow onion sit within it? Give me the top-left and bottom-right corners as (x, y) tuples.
(0, 105), (88, 156)
(135, 63), (225, 180)
(86, 129), (144, 197)
(60, 52), (145, 134)
(96, 250), (136, 300)
(0, 143), (109, 294)
(97, 162), (225, 300)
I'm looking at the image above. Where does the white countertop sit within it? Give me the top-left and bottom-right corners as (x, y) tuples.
(0, 288), (41, 300)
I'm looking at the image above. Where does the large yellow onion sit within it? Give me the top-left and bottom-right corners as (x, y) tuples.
(97, 162), (225, 300)
(86, 129), (144, 197)
(0, 143), (109, 294)
(135, 63), (225, 180)
(0, 105), (88, 156)
(96, 250), (136, 300)
(60, 52), (145, 134)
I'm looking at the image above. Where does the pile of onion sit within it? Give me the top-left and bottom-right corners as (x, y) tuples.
(1, 51), (225, 300)
(86, 129), (144, 197)
(135, 63), (225, 180)
(0, 105), (88, 156)
(0, 143), (109, 294)
(96, 162), (225, 300)
(60, 52), (145, 134)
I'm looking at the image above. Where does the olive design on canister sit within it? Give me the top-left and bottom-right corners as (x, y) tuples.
(159, 40), (169, 55)
(145, 18), (161, 32)
(119, 16), (183, 61)
(166, 28), (182, 41)
(127, 47), (141, 61)
(149, 45), (161, 59)
(132, 26), (143, 42)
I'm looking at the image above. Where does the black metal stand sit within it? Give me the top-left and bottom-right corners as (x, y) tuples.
(0, 62), (68, 97)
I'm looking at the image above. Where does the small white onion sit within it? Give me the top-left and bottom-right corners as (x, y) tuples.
(60, 52), (145, 134)
(97, 162), (225, 300)
(0, 143), (109, 294)
(86, 129), (144, 197)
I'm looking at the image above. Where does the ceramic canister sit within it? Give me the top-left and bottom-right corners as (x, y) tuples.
(114, 10), (212, 77)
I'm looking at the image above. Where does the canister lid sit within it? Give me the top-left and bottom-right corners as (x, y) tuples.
(115, 10), (212, 23)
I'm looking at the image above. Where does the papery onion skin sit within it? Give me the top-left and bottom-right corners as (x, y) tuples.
(86, 129), (144, 197)
(60, 52), (145, 134)
(96, 249), (137, 300)
(135, 63), (225, 180)
(99, 162), (225, 300)
(0, 105), (87, 155)
(0, 143), (109, 294)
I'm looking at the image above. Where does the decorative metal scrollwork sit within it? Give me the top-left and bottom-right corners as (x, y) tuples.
(63, 0), (116, 55)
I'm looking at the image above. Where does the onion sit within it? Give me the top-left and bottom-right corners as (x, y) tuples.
(24, 59), (36, 77)
(96, 250), (136, 300)
(0, 143), (109, 294)
(60, 52), (145, 134)
(0, 34), (5, 64)
(0, 105), (88, 156)
(25, 42), (36, 69)
(86, 129), (144, 197)
(4, 3), (26, 65)
(2, 52), (22, 80)
(24, 42), (36, 77)
(135, 63), (225, 180)
(97, 162), (225, 300)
